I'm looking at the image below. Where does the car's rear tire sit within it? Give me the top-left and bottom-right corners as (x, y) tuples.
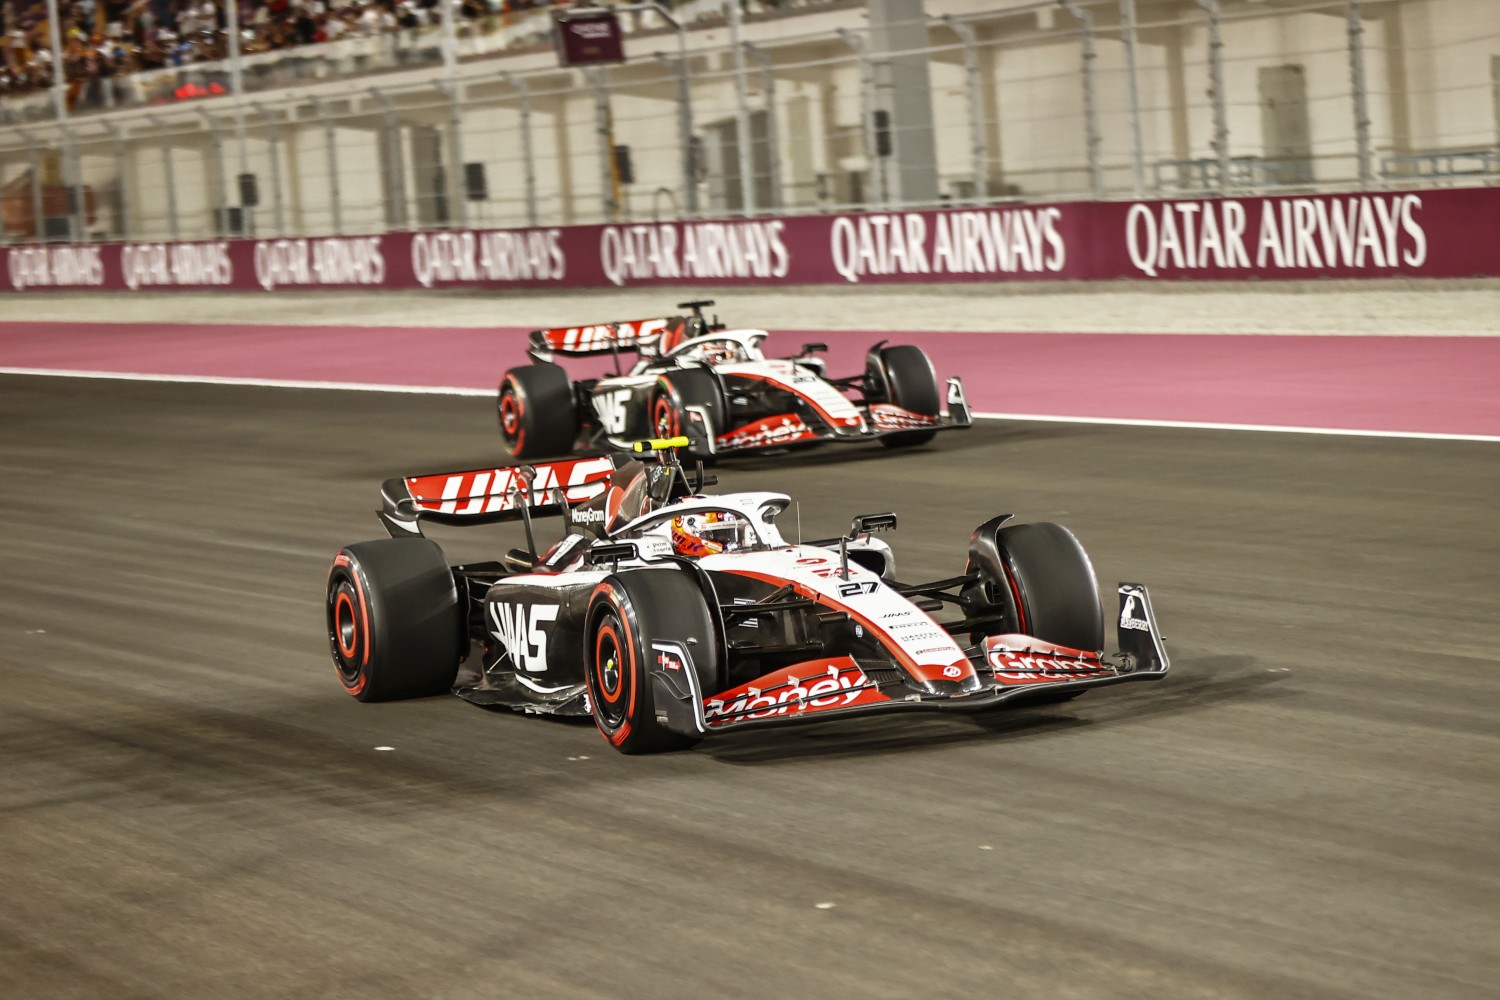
(867, 344), (941, 448)
(997, 521), (1104, 654)
(585, 570), (720, 754)
(651, 369), (723, 460)
(326, 538), (463, 702)
(498, 363), (578, 459)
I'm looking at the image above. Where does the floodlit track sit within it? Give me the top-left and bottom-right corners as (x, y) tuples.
(2, 373), (1497, 999)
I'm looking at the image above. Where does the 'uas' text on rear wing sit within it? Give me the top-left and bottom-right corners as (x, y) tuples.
(527, 317), (689, 360)
(380, 455), (617, 535)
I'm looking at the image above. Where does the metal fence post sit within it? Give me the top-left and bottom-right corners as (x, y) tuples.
(837, 28), (883, 207)
(644, 3), (695, 216)
(1120, 0), (1146, 197)
(1195, 0), (1230, 194)
(226, 0), (250, 234)
(369, 88), (408, 229)
(57, 122), (86, 240)
(199, 109), (226, 237)
(147, 114), (179, 240)
(19, 130), (45, 244)
(943, 17), (985, 204)
(501, 73), (539, 227)
(442, 82), (469, 228)
(311, 98), (342, 235)
(1058, 1), (1102, 198)
(106, 121), (129, 240)
(588, 68), (617, 221)
(253, 104), (286, 236)
(743, 42), (781, 211)
(728, 0), (755, 214)
(653, 53), (698, 218)
(1346, 0), (1374, 189)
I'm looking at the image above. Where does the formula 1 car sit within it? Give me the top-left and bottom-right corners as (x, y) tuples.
(496, 300), (971, 461)
(326, 439), (1169, 754)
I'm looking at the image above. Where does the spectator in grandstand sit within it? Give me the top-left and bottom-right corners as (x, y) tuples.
(0, 0), (560, 102)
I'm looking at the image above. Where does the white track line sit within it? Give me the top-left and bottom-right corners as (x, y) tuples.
(0, 367), (494, 396)
(3, 366), (1496, 443)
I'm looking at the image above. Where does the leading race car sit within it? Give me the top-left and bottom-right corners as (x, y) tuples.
(326, 439), (1169, 754)
(496, 300), (971, 461)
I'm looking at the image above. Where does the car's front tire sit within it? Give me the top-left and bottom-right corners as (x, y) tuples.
(585, 570), (720, 754)
(996, 521), (1105, 654)
(326, 538), (463, 702)
(866, 344), (942, 448)
(650, 368), (723, 460)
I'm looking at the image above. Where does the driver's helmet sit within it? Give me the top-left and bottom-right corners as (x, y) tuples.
(671, 510), (751, 557)
(697, 339), (744, 366)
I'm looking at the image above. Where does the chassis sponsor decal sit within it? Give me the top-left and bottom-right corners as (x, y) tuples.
(983, 635), (1115, 686)
(1119, 592), (1150, 631)
(719, 360), (865, 431)
(711, 548), (971, 684)
(868, 403), (942, 431)
(716, 414), (816, 450)
(704, 656), (888, 726)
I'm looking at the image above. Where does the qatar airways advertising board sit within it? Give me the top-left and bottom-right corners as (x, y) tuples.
(4, 187), (1499, 292)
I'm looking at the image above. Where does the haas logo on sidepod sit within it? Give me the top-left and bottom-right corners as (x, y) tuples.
(489, 603), (559, 673)
(593, 388), (631, 436)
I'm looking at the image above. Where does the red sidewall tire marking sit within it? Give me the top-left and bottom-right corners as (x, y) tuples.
(1004, 566), (1028, 635)
(334, 591), (358, 659)
(503, 377), (527, 455)
(331, 553), (373, 698)
(652, 386), (680, 438)
(590, 585), (638, 748)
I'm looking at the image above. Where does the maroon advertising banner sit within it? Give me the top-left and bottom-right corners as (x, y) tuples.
(6, 187), (1500, 294)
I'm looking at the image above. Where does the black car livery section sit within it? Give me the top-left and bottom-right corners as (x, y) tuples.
(327, 439), (1169, 754)
(495, 300), (972, 461)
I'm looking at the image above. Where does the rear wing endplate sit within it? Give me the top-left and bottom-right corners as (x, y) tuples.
(380, 455), (617, 536)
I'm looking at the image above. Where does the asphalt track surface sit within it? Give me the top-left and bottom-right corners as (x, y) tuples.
(3, 374), (1499, 1000)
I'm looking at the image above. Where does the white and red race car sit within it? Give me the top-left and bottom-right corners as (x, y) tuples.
(496, 300), (971, 460)
(326, 440), (1170, 754)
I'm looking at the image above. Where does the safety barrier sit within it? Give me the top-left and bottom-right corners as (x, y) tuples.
(6, 186), (1499, 293)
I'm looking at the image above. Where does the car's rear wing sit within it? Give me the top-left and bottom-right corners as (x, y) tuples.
(527, 316), (689, 361)
(379, 455), (618, 535)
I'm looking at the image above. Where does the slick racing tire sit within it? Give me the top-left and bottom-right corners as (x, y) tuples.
(327, 538), (463, 703)
(650, 368), (723, 460)
(498, 363), (578, 460)
(866, 344), (942, 448)
(997, 521), (1105, 655)
(585, 570), (721, 754)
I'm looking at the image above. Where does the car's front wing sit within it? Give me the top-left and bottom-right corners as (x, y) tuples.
(653, 583), (1168, 736)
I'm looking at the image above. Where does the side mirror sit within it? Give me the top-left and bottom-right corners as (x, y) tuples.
(849, 512), (897, 538)
(799, 342), (828, 357)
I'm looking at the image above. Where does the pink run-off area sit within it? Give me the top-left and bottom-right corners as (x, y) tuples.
(2, 320), (1498, 438)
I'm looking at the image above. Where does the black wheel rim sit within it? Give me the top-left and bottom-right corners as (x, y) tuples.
(327, 577), (365, 689)
(592, 613), (629, 730)
(499, 390), (520, 444)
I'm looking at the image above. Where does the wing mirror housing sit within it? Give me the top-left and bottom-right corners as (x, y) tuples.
(849, 512), (897, 538)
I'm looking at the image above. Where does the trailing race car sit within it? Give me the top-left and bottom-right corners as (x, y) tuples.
(496, 300), (971, 460)
(326, 439), (1170, 754)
